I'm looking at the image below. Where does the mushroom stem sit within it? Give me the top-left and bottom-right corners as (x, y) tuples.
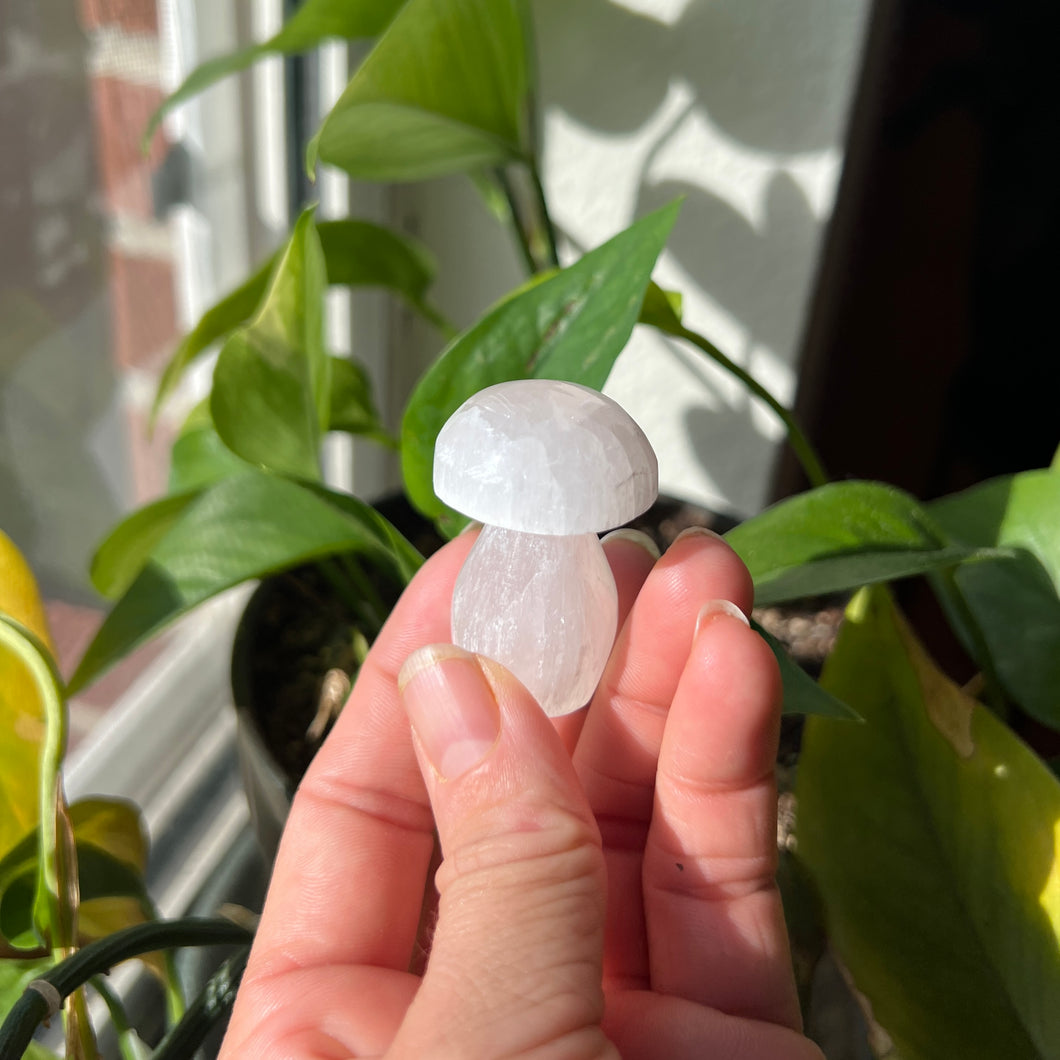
(452, 525), (618, 717)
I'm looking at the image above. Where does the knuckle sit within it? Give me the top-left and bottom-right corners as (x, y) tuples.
(440, 802), (605, 894)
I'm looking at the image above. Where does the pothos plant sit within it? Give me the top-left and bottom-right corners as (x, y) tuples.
(2, 0), (1058, 1057)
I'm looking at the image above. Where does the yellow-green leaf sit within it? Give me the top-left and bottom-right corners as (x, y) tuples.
(0, 798), (149, 948)
(68, 799), (147, 874)
(0, 532), (56, 859)
(797, 587), (1060, 1059)
(929, 469), (1060, 591)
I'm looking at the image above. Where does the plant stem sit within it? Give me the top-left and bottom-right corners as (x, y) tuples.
(0, 617), (71, 951)
(414, 298), (458, 342)
(529, 162), (559, 270)
(0, 617), (99, 1057)
(91, 977), (144, 1060)
(931, 568), (1010, 717)
(517, 0), (558, 271)
(494, 167), (538, 277)
(672, 324), (830, 489)
(0, 918), (253, 1060)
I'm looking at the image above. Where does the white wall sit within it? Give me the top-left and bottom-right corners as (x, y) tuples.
(392, 0), (871, 518)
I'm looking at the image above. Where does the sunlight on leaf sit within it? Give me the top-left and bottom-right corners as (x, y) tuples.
(401, 201), (680, 525)
(797, 587), (1060, 1059)
(726, 481), (994, 605)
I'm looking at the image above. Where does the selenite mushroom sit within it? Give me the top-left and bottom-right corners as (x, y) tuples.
(434, 379), (658, 716)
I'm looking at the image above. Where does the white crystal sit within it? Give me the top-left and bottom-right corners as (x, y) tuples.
(434, 379), (658, 534)
(452, 526), (618, 716)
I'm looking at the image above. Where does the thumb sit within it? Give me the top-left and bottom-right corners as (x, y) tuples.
(391, 644), (615, 1060)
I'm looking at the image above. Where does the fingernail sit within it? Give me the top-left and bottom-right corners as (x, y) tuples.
(459, 519), (483, 536)
(398, 645), (501, 780)
(674, 525), (727, 545)
(694, 599), (750, 638)
(601, 527), (661, 561)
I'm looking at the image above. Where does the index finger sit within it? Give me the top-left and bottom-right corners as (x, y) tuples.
(246, 532), (476, 980)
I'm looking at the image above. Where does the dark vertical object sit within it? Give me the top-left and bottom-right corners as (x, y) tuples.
(283, 0), (319, 216)
(774, 0), (1060, 502)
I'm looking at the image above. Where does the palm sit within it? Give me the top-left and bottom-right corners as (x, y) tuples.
(221, 531), (823, 1059)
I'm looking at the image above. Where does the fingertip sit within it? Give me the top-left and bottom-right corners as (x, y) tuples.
(674, 606), (783, 787)
(399, 645), (501, 782)
(603, 528), (660, 626)
(602, 527), (661, 562)
(694, 599), (750, 637)
(660, 526), (755, 617)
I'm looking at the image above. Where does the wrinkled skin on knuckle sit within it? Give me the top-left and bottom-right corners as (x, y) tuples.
(426, 802), (609, 1019)
(439, 796), (605, 891)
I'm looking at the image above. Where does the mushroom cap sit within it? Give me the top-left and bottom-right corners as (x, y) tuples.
(433, 379), (658, 534)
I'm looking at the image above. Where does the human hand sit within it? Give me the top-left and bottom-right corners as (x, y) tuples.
(220, 528), (824, 1059)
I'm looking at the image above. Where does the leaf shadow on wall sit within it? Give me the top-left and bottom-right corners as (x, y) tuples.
(534, 0), (866, 510)
(537, 0), (862, 155)
(635, 173), (822, 511)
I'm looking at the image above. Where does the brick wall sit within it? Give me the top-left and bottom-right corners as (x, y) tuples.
(80, 0), (178, 504)
(44, 0), (181, 733)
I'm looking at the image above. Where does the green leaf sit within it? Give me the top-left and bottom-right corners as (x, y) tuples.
(328, 356), (395, 446)
(89, 492), (201, 599)
(796, 587), (1060, 1059)
(317, 218), (441, 320)
(725, 481), (992, 606)
(68, 472), (422, 694)
(143, 0), (404, 147)
(927, 470), (1060, 727)
(151, 219), (443, 424)
(638, 281), (683, 331)
(401, 201), (681, 522)
(151, 259), (272, 426)
(167, 400), (250, 494)
(171, 357), (396, 482)
(313, 0), (530, 180)
(211, 207), (328, 481)
(928, 469), (1060, 592)
(752, 619), (860, 720)
(943, 552), (1060, 730)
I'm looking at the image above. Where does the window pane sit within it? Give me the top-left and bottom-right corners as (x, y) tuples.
(0, 0), (269, 749)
